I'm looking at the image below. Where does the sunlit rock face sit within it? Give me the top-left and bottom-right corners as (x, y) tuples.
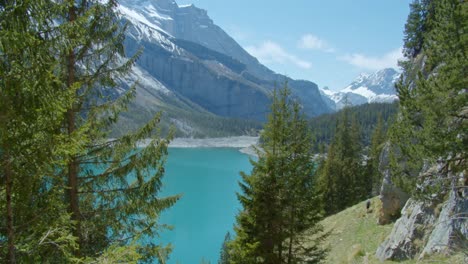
(118, 0), (331, 124)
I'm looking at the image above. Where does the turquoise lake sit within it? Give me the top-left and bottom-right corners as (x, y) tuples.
(158, 148), (252, 264)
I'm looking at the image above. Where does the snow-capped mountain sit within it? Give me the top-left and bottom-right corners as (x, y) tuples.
(114, 0), (331, 135)
(119, 0), (278, 80)
(320, 68), (400, 110)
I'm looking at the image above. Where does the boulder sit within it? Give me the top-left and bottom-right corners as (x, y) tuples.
(378, 170), (411, 224)
(377, 143), (410, 225)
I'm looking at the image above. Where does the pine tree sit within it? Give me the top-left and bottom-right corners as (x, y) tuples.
(230, 85), (327, 263)
(1, 0), (178, 262)
(282, 102), (327, 263)
(404, 0), (425, 57)
(309, 102), (398, 150)
(349, 114), (366, 202)
(390, 0), (467, 195)
(56, 0), (179, 261)
(366, 115), (386, 196)
(0, 1), (79, 262)
(317, 106), (365, 215)
(315, 141), (339, 214)
(218, 232), (232, 264)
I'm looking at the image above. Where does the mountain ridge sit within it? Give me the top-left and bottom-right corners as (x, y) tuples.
(114, 0), (331, 136)
(320, 68), (400, 110)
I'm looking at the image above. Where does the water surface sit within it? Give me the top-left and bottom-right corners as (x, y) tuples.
(158, 148), (252, 263)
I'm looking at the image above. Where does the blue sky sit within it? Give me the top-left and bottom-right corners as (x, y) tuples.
(177, 0), (411, 90)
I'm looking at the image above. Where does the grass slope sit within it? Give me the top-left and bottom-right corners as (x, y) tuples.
(319, 197), (464, 264)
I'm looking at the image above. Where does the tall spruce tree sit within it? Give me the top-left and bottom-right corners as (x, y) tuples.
(390, 0), (467, 195)
(404, 0), (425, 57)
(0, 1), (80, 262)
(57, 0), (179, 261)
(230, 85), (326, 264)
(366, 115), (386, 196)
(218, 232), (232, 264)
(316, 106), (365, 215)
(1, 0), (178, 262)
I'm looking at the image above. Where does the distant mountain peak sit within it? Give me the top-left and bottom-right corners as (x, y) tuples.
(355, 72), (371, 83)
(346, 68), (400, 93)
(320, 68), (400, 111)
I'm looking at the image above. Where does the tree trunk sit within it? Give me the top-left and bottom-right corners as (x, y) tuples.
(278, 228), (283, 263)
(5, 154), (16, 263)
(67, 109), (81, 247)
(287, 209), (294, 264)
(288, 219), (294, 264)
(66, 1), (82, 255)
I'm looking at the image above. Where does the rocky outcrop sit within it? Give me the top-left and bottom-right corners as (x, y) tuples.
(376, 161), (467, 261)
(376, 198), (436, 261)
(420, 189), (468, 258)
(378, 171), (411, 225)
(376, 188), (467, 261)
(377, 143), (410, 225)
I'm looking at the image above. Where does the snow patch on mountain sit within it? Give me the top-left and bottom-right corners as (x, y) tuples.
(119, 5), (169, 35)
(118, 3), (186, 56)
(342, 86), (377, 99)
(178, 4), (194, 8)
(124, 65), (172, 96)
(320, 68), (400, 110)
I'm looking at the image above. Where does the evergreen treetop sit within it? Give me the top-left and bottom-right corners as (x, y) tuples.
(390, 0), (467, 196)
(1, 0), (179, 262)
(230, 84), (327, 264)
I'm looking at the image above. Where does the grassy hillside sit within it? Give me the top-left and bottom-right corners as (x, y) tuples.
(318, 197), (465, 264)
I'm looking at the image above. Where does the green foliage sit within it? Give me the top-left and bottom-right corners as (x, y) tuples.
(55, 0), (179, 261)
(230, 84), (327, 263)
(218, 232), (232, 264)
(309, 102), (398, 150)
(404, 0), (429, 57)
(88, 243), (142, 263)
(316, 106), (368, 215)
(366, 115), (387, 195)
(111, 86), (262, 138)
(1, 0), (178, 262)
(389, 0), (467, 195)
(0, 0), (79, 262)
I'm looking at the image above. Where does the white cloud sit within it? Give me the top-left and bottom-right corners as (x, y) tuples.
(341, 48), (403, 71)
(245, 41), (312, 69)
(298, 34), (335, 53)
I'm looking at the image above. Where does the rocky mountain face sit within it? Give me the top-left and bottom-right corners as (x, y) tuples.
(115, 0), (330, 135)
(320, 68), (400, 110)
(375, 144), (467, 261)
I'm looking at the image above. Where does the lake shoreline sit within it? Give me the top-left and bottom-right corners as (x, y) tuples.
(169, 136), (258, 148)
(138, 136), (259, 156)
